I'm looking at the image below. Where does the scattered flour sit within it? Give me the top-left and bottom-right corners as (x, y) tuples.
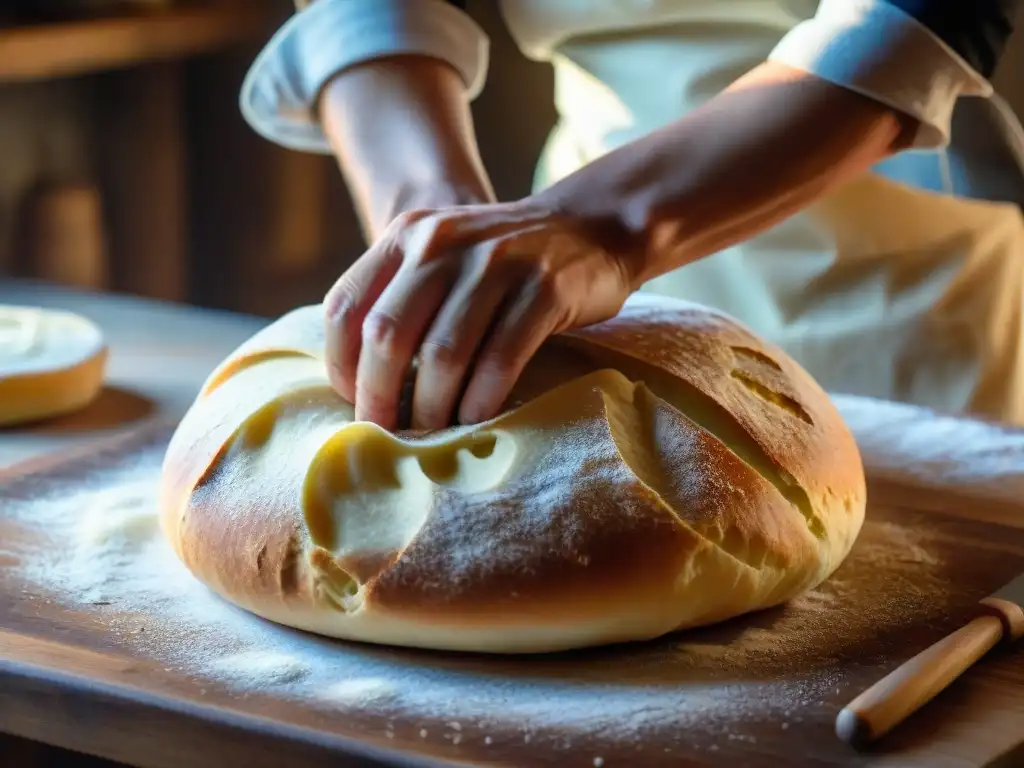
(8, 448), (844, 752)
(833, 394), (1024, 502)
(5, 394), (1024, 760)
(318, 677), (399, 705)
(210, 651), (312, 688)
(7, 448), (855, 763)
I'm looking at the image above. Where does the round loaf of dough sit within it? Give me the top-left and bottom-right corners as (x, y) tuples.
(0, 305), (107, 427)
(160, 295), (865, 654)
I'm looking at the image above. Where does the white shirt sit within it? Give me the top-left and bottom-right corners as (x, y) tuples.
(240, 0), (993, 154)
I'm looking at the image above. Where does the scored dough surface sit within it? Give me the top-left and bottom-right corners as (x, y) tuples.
(160, 295), (866, 654)
(0, 305), (107, 427)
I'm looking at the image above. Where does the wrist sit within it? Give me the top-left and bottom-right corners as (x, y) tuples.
(531, 63), (908, 285)
(393, 179), (494, 214)
(371, 179), (495, 238)
(525, 184), (656, 292)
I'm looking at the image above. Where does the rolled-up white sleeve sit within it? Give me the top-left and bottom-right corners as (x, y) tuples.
(768, 0), (993, 149)
(240, 0), (489, 154)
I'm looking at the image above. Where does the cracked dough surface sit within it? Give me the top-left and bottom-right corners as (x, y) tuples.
(0, 305), (107, 427)
(160, 294), (865, 654)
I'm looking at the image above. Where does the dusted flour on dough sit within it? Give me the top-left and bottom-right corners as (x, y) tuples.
(6, 401), (1014, 762)
(159, 297), (868, 654)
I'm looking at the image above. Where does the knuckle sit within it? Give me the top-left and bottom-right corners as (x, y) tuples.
(361, 311), (405, 355)
(484, 237), (510, 260)
(418, 337), (462, 372)
(482, 234), (526, 270)
(392, 209), (428, 230)
(431, 212), (457, 239)
(323, 282), (357, 323)
(393, 211), (417, 229)
(476, 352), (519, 383)
(325, 299), (358, 331)
(401, 216), (450, 268)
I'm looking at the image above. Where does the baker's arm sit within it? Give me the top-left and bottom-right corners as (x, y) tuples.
(322, 0), (1022, 430)
(240, 0), (494, 240)
(320, 54), (495, 240)
(535, 0), (1021, 280)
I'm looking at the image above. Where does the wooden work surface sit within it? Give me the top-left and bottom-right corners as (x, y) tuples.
(1, 282), (1024, 767)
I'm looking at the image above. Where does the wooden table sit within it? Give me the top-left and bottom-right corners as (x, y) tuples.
(0, 3), (274, 84)
(0, 280), (264, 766)
(1, 281), (1024, 767)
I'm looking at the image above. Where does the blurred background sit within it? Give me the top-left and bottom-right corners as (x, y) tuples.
(0, 0), (1021, 320)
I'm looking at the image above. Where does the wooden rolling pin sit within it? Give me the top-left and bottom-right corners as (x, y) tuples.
(836, 573), (1024, 746)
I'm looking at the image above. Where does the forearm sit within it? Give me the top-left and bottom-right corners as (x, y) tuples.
(533, 62), (915, 286)
(319, 55), (494, 241)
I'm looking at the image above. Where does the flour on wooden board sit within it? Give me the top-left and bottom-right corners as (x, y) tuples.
(7, 393), (1023, 759)
(833, 394), (1024, 502)
(11, 457), (832, 753)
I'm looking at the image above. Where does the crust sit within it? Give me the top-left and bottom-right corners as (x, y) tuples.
(0, 306), (108, 426)
(159, 295), (866, 654)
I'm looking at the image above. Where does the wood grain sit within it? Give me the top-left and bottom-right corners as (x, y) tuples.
(0, 282), (1022, 767)
(0, 3), (273, 83)
(837, 615), (1007, 746)
(1, 423), (1023, 767)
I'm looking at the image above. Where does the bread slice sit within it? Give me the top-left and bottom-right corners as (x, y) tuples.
(160, 294), (865, 654)
(0, 305), (107, 427)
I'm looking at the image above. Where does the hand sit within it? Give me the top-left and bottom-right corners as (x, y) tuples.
(323, 199), (635, 431)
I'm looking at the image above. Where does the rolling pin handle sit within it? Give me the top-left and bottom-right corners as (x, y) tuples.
(835, 613), (1006, 748)
(834, 708), (872, 748)
(978, 596), (1024, 642)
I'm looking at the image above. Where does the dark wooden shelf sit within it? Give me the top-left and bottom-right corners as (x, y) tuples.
(0, 3), (274, 83)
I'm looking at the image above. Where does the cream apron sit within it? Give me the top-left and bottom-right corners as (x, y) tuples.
(499, 0), (1024, 425)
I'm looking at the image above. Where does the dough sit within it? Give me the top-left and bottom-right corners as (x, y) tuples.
(160, 295), (865, 654)
(0, 305), (107, 427)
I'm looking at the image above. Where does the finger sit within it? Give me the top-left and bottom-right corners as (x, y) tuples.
(323, 241), (403, 403)
(457, 278), (563, 425)
(354, 260), (458, 429)
(411, 264), (509, 431)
